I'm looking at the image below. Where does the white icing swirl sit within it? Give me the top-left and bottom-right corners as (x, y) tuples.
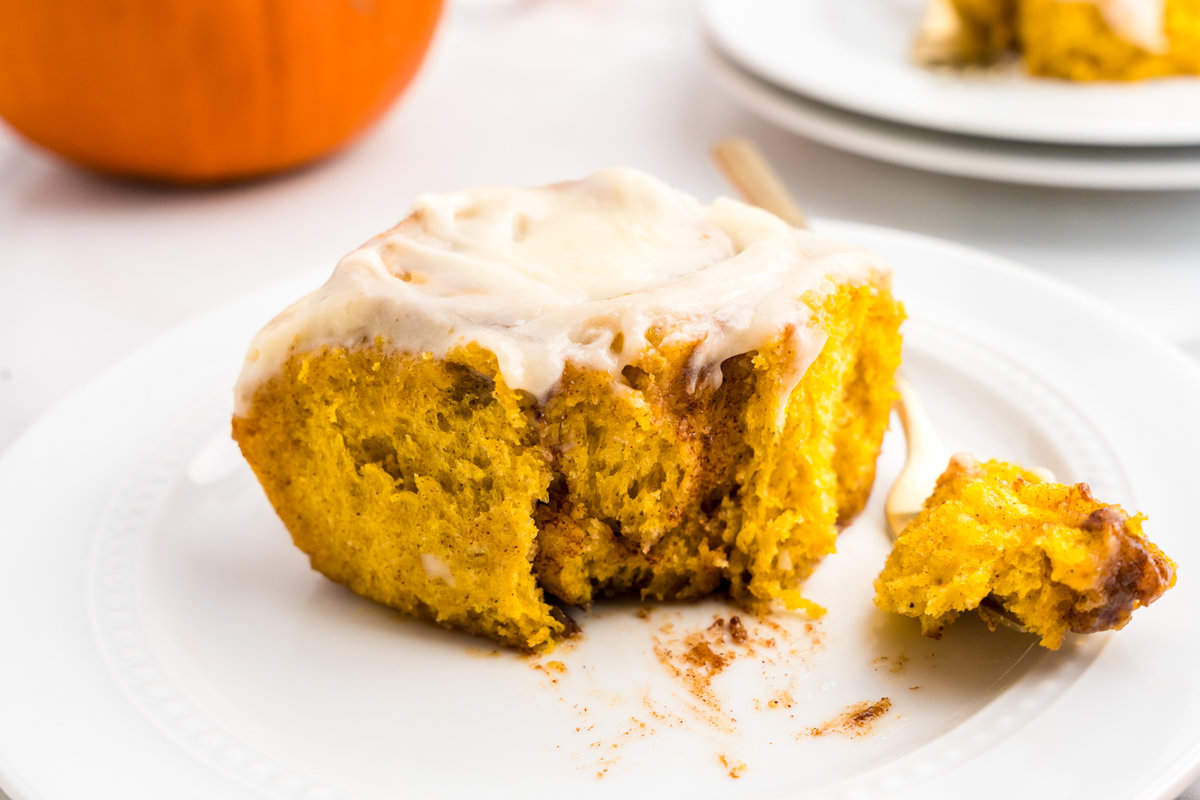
(233, 168), (888, 418)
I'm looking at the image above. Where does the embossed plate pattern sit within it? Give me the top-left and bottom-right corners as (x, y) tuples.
(1, 221), (1198, 800)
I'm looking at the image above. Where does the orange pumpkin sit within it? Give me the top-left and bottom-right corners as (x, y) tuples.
(0, 0), (443, 183)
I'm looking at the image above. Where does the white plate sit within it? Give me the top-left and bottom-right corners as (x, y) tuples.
(710, 49), (1200, 190)
(2, 223), (1200, 800)
(704, 0), (1200, 147)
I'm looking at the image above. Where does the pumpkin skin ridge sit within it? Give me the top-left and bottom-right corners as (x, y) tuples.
(0, 0), (443, 184)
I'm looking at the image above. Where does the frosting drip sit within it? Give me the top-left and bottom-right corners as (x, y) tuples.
(233, 168), (887, 418)
(1083, 0), (1167, 52)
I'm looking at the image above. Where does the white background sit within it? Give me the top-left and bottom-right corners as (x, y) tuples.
(1, 1), (1198, 796)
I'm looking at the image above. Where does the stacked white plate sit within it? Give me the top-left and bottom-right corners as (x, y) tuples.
(704, 0), (1200, 190)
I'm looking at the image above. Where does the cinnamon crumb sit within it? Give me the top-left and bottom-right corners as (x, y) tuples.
(802, 697), (893, 738)
(872, 654), (909, 673)
(683, 638), (729, 671)
(766, 689), (795, 710)
(530, 660), (564, 684)
(718, 753), (746, 779)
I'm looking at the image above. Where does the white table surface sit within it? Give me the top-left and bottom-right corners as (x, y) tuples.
(1, 1), (1198, 797)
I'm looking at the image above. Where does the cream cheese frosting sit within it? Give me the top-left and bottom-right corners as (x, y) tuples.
(233, 168), (887, 419)
(1086, 0), (1167, 52)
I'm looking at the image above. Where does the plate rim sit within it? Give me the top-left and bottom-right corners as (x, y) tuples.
(708, 46), (1200, 191)
(2, 223), (1200, 799)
